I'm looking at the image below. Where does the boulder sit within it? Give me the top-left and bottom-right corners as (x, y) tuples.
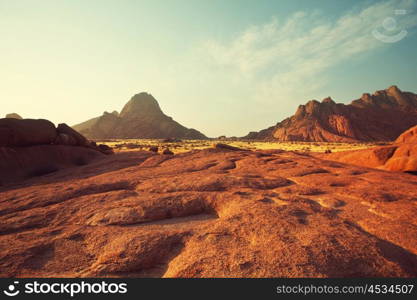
(319, 125), (417, 173)
(162, 148), (174, 155)
(5, 113), (22, 119)
(149, 146), (158, 153)
(56, 123), (89, 146)
(54, 133), (78, 146)
(97, 144), (114, 155)
(215, 143), (244, 151)
(0, 118), (57, 147)
(383, 125), (417, 172)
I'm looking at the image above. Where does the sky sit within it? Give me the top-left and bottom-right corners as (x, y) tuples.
(1, 0), (417, 137)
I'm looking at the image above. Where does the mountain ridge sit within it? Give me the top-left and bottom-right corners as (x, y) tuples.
(244, 85), (417, 142)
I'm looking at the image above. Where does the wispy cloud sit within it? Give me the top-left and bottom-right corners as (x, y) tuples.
(200, 0), (417, 105)
(152, 0), (417, 137)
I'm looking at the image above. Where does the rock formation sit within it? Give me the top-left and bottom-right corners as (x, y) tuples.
(395, 124), (417, 144)
(56, 123), (89, 147)
(0, 118), (113, 184)
(0, 145), (105, 185)
(1, 146), (416, 277)
(162, 148), (174, 155)
(384, 126), (417, 172)
(319, 125), (417, 173)
(0, 118), (57, 147)
(73, 93), (207, 140)
(5, 113), (23, 119)
(245, 86), (417, 142)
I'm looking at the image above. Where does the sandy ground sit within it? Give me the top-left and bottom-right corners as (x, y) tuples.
(99, 139), (379, 154)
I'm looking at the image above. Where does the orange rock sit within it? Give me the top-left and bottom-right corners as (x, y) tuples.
(1, 147), (417, 278)
(319, 125), (417, 173)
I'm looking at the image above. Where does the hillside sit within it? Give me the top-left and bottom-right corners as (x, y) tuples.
(245, 86), (417, 142)
(73, 93), (207, 140)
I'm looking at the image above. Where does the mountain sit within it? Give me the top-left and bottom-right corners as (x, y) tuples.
(73, 93), (207, 139)
(245, 86), (417, 142)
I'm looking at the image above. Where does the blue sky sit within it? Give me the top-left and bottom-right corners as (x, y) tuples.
(1, 0), (416, 137)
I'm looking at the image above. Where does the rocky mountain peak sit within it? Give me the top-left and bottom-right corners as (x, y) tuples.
(73, 92), (207, 139)
(321, 97), (335, 104)
(360, 93), (372, 102)
(387, 85), (401, 95)
(119, 92), (163, 118)
(304, 100), (320, 114)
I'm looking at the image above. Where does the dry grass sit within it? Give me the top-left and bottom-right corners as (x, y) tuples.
(94, 139), (383, 154)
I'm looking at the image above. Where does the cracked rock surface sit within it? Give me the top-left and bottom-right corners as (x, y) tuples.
(1, 147), (417, 277)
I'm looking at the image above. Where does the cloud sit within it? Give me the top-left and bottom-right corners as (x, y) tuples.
(200, 0), (417, 106)
(148, 0), (417, 137)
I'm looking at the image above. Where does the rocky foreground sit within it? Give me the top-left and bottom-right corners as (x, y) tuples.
(1, 144), (417, 277)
